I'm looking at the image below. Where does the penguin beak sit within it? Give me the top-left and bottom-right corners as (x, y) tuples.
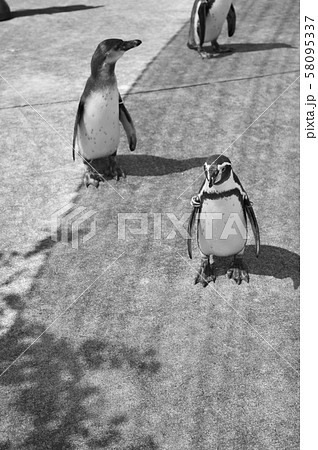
(120, 40), (142, 52)
(210, 169), (220, 187)
(204, 163), (219, 187)
(208, 175), (215, 188)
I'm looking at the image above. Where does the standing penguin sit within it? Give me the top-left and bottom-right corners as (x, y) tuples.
(187, 155), (260, 285)
(187, 0), (236, 59)
(73, 39), (142, 188)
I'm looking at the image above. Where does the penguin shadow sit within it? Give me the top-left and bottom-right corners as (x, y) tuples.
(11, 5), (104, 18)
(212, 245), (299, 289)
(202, 42), (296, 58)
(231, 42), (296, 52)
(117, 154), (209, 177)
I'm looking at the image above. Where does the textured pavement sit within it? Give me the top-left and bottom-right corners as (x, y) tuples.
(0, 1), (299, 449)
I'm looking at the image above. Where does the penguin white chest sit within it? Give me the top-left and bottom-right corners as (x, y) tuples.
(198, 194), (247, 257)
(78, 88), (120, 160)
(196, 0), (232, 44)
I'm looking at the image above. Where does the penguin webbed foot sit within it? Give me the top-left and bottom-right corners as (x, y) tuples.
(114, 166), (126, 181)
(104, 166), (126, 181)
(105, 156), (126, 181)
(194, 257), (216, 287)
(227, 256), (249, 285)
(211, 41), (233, 54)
(111, 161), (126, 181)
(83, 171), (104, 188)
(199, 49), (213, 60)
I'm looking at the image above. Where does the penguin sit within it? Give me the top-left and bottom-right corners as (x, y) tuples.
(0, 0), (11, 21)
(73, 38), (142, 188)
(187, 155), (260, 285)
(187, 0), (236, 59)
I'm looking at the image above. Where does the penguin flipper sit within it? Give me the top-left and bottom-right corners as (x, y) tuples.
(244, 197), (260, 257)
(119, 94), (137, 152)
(198, 1), (207, 48)
(187, 207), (198, 259)
(187, 0), (200, 49)
(227, 3), (236, 37)
(72, 99), (84, 161)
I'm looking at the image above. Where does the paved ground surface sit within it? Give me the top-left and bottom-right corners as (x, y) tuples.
(0, 0), (299, 449)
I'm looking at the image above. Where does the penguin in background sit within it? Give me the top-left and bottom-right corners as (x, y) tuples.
(187, 0), (236, 59)
(73, 38), (142, 188)
(0, 0), (12, 21)
(187, 155), (260, 285)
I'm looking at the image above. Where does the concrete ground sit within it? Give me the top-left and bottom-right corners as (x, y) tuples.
(0, 0), (299, 449)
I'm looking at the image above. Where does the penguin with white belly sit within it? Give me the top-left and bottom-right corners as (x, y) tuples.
(187, 155), (260, 285)
(73, 38), (142, 187)
(188, 0), (236, 59)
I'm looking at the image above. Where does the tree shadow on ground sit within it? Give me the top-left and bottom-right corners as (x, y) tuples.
(11, 5), (103, 18)
(117, 154), (209, 177)
(0, 294), (95, 449)
(0, 295), (160, 449)
(80, 339), (161, 375)
(210, 245), (299, 289)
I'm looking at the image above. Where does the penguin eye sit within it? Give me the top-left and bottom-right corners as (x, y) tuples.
(218, 164), (231, 173)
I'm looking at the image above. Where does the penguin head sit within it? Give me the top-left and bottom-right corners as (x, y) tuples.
(91, 39), (142, 76)
(204, 155), (232, 188)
